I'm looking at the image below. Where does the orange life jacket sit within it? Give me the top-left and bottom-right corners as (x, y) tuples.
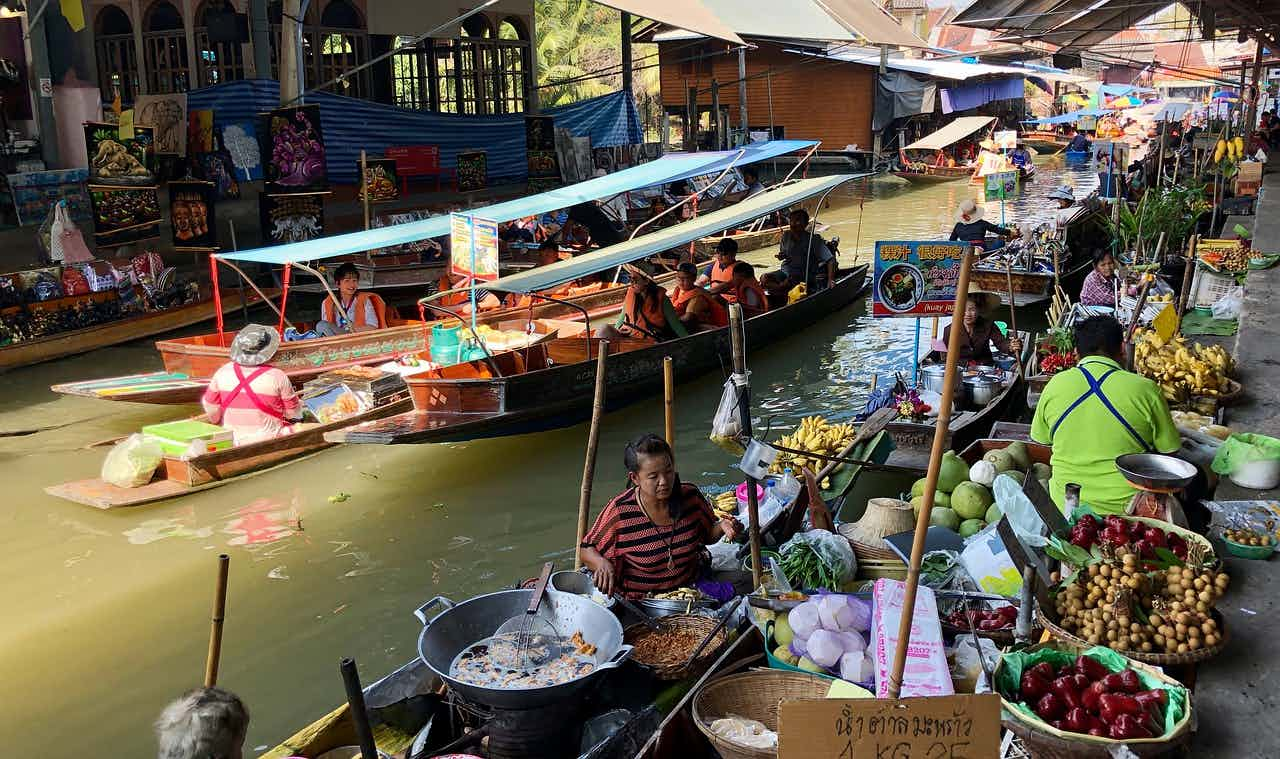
(672, 285), (728, 328)
(709, 259), (737, 302)
(322, 291), (387, 330)
(621, 285), (672, 341)
(734, 278), (769, 318)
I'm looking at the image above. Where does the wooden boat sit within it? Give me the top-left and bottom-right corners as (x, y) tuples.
(1020, 131), (1069, 152)
(971, 210), (1109, 307)
(893, 164), (973, 183)
(327, 266), (871, 446)
(45, 395), (414, 509)
(693, 224), (784, 256)
(0, 286), (270, 372)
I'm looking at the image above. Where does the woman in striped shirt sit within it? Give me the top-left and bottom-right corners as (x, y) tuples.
(580, 434), (741, 598)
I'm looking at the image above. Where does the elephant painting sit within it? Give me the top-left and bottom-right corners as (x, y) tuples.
(134, 94), (187, 155)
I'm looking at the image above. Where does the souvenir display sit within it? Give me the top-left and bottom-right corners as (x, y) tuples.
(168, 180), (217, 250)
(456, 150), (487, 193)
(134, 93), (187, 155)
(221, 121), (263, 180)
(89, 185), (161, 246)
(258, 105), (327, 192)
(360, 159), (399, 203)
(84, 123), (155, 186)
(192, 150), (241, 200)
(526, 115), (560, 190)
(260, 193), (325, 244)
(187, 108), (215, 153)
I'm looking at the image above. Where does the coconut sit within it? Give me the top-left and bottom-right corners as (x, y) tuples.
(951, 481), (994, 520)
(1005, 441), (1032, 470)
(959, 518), (986, 538)
(929, 507), (961, 530)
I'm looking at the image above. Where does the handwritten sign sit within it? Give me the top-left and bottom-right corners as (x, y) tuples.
(994, 130), (1017, 150)
(449, 213), (499, 282)
(872, 241), (968, 317)
(778, 694), (1001, 759)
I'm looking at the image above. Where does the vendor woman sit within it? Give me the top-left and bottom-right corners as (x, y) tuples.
(580, 434), (741, 598)
(941, 290), (1022, 364)
(202, 324), (304, 445)
(1079, 250), (1118, 308)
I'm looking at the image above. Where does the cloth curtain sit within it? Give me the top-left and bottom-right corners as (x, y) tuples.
(874, 71), (938, 132)
(940, 77), (1024, 115)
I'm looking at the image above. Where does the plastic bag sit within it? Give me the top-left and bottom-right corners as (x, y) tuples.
(1211, 433), (1280, 475)
(950, 633), (1000, 694)
(709, 372), (749, 454)
(871, 579), (953, 698)
(1210, 285), (1244, 320)
(993, 474), (1049, 547)
(101, 433), (164, 488)
(779, 529), (857, 588)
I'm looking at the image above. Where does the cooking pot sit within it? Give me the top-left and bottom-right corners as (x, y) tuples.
(962, 373), (1002, 409)
(413, 589), (631, 711)
(920, 364), (953, 396)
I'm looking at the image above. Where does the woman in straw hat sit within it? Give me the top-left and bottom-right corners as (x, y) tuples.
(948, 198), (1017, 252)
(941, 287), (1022, 365)
(201, 324), (304, 445)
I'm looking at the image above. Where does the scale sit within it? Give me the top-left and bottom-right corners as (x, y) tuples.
(1115, 453), (1198, 521)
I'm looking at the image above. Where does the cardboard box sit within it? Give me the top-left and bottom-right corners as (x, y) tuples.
(1238, 161), (1264, 182)
(1236, 178), (1260, 196)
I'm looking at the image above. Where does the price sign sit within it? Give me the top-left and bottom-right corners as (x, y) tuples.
(449, 212), (499, 282)
(779, 694), (1001, 759)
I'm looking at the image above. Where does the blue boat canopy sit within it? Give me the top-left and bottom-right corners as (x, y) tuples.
(215, 140), (818, 266)
(1022, 107), (1114, 125)
(477, 173), (862, 295)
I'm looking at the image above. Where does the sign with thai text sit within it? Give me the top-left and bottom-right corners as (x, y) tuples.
(449, 213), (499, 282)
(984, 170), (1018, 200)
(778, 694), (1001, 758)
(872, 241), (968, 317)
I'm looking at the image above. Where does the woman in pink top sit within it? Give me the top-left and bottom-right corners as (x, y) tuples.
(201, 324), (303, 445)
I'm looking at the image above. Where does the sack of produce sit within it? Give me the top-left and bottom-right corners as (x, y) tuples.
(1212, 432), (1280, 490)
(871, 579), (952, 698)
(101, 433), (164, 488)
(778, 529), (856, 590)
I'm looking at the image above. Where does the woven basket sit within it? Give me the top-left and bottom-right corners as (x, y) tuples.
(623, 614), (727, 681)
(839, 498), (914, 561)
(692, 669), (831, 759)
(1035, 607), (1228, 666)
(1217, 378), (1244, 406)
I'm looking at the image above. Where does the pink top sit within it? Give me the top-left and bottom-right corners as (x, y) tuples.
(1079, 270), (1116, 308)
(201, 362), (303, 445)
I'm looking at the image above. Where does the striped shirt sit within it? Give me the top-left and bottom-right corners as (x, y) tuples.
(582, 483), (716, 598)
(201, 362), (302, 446)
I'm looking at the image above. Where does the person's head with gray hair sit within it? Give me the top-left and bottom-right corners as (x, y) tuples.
(156, 687), (249, 759)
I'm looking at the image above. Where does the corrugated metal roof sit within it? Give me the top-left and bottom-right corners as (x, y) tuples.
(904, 116), (995, 150)
(816, 0), (929, 48)
(789, 47), (1086, 83)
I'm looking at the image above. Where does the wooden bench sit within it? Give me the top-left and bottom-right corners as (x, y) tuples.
(384, 145), (455, 194)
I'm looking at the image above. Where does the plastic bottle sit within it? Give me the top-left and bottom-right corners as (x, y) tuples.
(774, 468), (802, 505)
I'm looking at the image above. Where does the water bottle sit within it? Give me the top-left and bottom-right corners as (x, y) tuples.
(774, 468), (802, 505)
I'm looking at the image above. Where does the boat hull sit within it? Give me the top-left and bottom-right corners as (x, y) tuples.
(327, 266), (871, 445)
(893, 167), (971, 184)
(693, 225), (784, 256)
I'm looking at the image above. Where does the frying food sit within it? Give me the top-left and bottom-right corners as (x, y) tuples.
(449, 631), (596, 689)
(630, 626), (703, 668)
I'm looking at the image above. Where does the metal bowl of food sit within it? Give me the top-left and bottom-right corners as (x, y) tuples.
(638, 591), (717, 618)
(1115, 453), (1198, 491)
(549, 570), (614, 609)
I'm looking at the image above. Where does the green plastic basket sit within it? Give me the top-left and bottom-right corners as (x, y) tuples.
(1222, 537), (1274, 560)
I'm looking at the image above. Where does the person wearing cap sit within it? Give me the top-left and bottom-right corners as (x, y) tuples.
(598, 265), (689, 342)
(949, 199), (1017, 251)
(941, 290), (1021, 364)
(1031, 315), (1180, 514)
(201, 325), (303, 445)
(1048, 185), (1080, 227)
(671, 262), (728, 331)
(316, 262), (387, 336)
(697, 237), (739, 300)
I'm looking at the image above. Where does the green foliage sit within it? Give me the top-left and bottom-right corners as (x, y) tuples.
(1104, 183), (1209, 255)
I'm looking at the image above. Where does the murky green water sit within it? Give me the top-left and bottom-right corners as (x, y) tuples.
(0, 160), (1097, 757)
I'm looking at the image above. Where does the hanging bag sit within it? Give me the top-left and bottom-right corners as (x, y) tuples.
(56, 201), (95, 264)
(45, 200), (65, 263)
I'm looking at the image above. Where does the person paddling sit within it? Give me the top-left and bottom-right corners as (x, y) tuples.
(201, 324), (304, 445)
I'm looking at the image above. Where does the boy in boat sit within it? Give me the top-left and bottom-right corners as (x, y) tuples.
(1066, 128), (1091, 152)
(671, 262), (728, 332)
(315, 262), (387, 335)
(697, 237), (739, 301)
(156, 686), (249, 759)
(730, 262), (769, 318)
(201, 324), (304, 446)
(597, 265), (689, 342)
(437, 270), (502, 316)
(761, 208), (836, 298)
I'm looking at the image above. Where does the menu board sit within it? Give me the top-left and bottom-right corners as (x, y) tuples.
(872, 241), (968, 317)
(449, 213), (499, 282)
(984, 170), (1019, 200)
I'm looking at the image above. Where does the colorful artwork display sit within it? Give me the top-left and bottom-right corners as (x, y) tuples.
(222, 121), (262, 180)
(193, 151), (241, 201)
(872, 241), (968, 317)
(7, 168), (92, 227)
(260, 193), (325, 244)
(456, 150), (487, 193)
(89, 185), (162, 246)
(188, 109), (215, 153)
(168, 180), (217, 250)
(525, 116), (560, 190)
(360, 159), (399, 203)
(84, 122), (155, 186)
(134, 93), (187, 155)
(258, 105), (326, 193)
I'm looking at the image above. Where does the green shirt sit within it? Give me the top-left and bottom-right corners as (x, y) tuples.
(1030, 356), (1181, 515)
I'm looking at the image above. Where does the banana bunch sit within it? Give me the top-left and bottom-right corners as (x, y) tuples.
(770, 415), (856, 476)
(712, 490), (738, 519)
(1134, 329), (1235, 404)
(1214, 136), (1246, 162)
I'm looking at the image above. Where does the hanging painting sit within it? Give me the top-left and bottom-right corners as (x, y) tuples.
(221, 120), (262, 180)
(84, 122), (155, 185)
(360, 158), (399, 203)
(456, 150), (487, 193)
(169, 180), (217, 250)
(88, 185), (162, 246)
(188, 108), (215, 153)
(258, 105), (327, 193)
(260, 193), (325, 244)
(525, 115), (560, 191)
(192, 150), (241, 200)
(134, 93), (187, 155)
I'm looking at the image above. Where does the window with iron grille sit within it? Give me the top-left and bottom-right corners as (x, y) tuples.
(95, 6), (139, 104)
(144, 0), (190, 93)
(194, 0), (246, 87)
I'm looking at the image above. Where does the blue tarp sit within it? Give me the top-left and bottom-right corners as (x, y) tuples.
(1021, 107), (1115, 125)
(1098, 84), (1154, 97)
(940, 77), (1024, 114)
(185, 80), (642, 183)
(217, 140), (819, 265)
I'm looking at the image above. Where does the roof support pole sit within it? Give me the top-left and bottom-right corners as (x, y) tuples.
(1246, 39), (1264, 134)
(738, 47), (749, 145)
(711, 78), (721, 150)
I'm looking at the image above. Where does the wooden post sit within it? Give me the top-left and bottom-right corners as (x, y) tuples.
(663, 356), (675, 450)
(729, 304), (763, 590)
(360, 150), (370, 231)
(1177, 235), (1198, 318)
(886, 252), (974, 699)
(1004, 260), (1021, 376)
(203, 554), (230, 687)
(339, 658), (379, 759)
(574, 341), (609, 570)
(1155, 120), (1168, 188)
(930, 317), (938, 340)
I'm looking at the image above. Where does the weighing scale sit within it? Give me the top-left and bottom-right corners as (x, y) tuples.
(1115, 453), (1198, 521)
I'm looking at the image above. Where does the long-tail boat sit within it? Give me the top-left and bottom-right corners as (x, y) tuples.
(893, 116), (995, 184)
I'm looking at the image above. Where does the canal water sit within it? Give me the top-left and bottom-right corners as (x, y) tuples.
(0, 158), (1098, 757)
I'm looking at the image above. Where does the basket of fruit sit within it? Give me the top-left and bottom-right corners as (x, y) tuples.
(1063, 513), (1215, 566)
(1221, 527), (1275, 559)
(995, 641), (1191, 758)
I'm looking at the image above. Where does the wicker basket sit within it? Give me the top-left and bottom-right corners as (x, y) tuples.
(1035, 606), (1228, 666)
(623, 614), (728, 681)
(839, 498), (915, 562)
(692, 669), (831, 759)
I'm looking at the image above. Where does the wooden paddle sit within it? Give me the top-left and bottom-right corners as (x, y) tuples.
(814, 406), (898, 483)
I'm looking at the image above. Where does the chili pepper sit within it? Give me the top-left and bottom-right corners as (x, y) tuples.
(1118, 669), (1142, 693)
(1109, 713), (1154, 740)
(1075, 654), (1109, 682)
(1099, 693), (1142, 716)
(1020, 671), (1050, 701)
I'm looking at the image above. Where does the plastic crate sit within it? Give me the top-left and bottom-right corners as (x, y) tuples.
(1193, 270), (1237, 311)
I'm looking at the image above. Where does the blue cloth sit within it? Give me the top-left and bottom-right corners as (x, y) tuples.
(1022, 108), (1113, 126)
(1068, 134), (1091, 151)
(940, 77), (1024, 114)
(186, 80), (643, 183)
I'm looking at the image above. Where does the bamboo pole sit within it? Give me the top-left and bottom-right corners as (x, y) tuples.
(360, 150), (370, 231)
(886, 252), (973, 700)
(1004, 260), (1021, 376)
(728, 304), (763, 590)
(574, 341), (609, 570)
(663, 356), (675, 450)
(203, 554), (230, 687)
(1177, 235), (1198, 318)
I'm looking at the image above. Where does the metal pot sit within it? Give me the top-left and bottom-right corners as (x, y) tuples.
(413, 589), (631, 711)
(920, 364), (950, 395)
(962, 373), (1002, 409)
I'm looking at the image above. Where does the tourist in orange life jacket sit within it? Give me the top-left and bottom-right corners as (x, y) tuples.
(316, 262), (387, 336)
(730, 261), (769, 318)
(597, 265), (689, 342)
(696, 237), (738, 301)
(671, 262), (728, 332)
(437, 270), (502, 316)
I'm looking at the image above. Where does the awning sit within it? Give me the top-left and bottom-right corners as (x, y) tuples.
(950, 0), (1164, 51)
(1021, 107), (1114, 125)
(653, 0), (858, 42)
(787, 47), (1082, 83)
(903, 116), (995, 150)
(594, 0), (744, 44)
(485, 174), (862, 294)
(217, 140), (817, 266)
(814, 0), (928, 48)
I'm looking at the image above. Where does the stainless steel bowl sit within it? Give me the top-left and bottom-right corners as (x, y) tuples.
(549, 569), (615, 609)
(1115, 453), (1198, 491)
(637, 597), (717, 618)
(962, 373), (1002, 409)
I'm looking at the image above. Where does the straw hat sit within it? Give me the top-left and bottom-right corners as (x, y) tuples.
(979, 138), (997, 150)
(1047, 185), (1075, 202)
(955, 198), (985, 223)
(229, 324), (280, 367)
(838, 498), (916, 559)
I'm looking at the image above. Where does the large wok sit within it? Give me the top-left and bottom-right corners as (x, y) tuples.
(414, 588), (631, 711)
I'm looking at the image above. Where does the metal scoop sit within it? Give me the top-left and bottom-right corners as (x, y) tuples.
(492, 562), (562, 671)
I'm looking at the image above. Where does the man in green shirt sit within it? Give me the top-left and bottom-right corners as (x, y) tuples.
(1031, 316), (1181, 514)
